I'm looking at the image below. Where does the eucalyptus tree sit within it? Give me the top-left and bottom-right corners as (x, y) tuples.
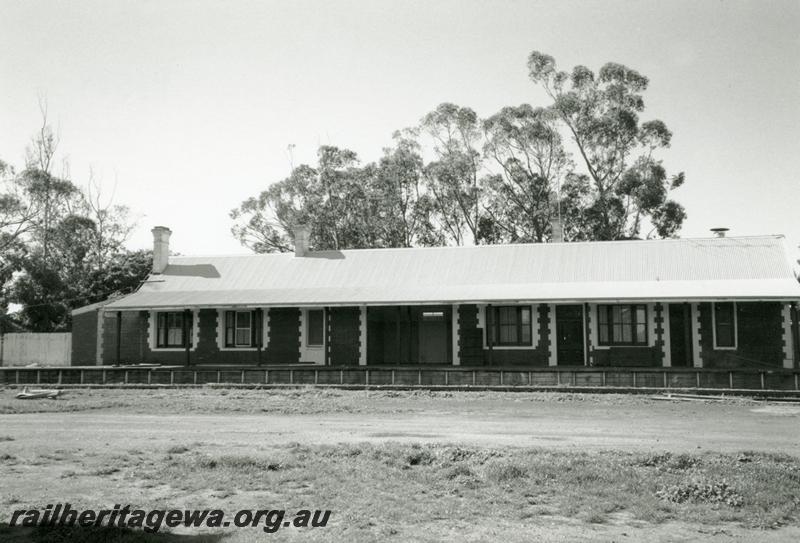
(527, 51), (686, 239)
(481, 104), (570, 242)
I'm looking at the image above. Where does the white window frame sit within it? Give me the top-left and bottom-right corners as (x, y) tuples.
(234, 311), (253, 347)
(711, 301), (738, 350)
(477, 304), (539, 350)
(217, 308), (266, 352)
(149, 309), (199, 352)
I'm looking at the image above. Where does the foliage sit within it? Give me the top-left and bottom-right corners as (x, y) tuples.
(527, 51), (686, 239)
(482, 104), (570, 242)
(234, 52), (687, 249)
(1, 110), (148, 331)
(419, 103), (484, 245)
(231, 141), (443, 252)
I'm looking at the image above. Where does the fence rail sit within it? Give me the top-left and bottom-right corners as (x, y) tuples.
(0, 333), (71, 367)
(1, 366), (798, 392)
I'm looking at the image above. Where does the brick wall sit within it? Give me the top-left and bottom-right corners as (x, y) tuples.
(457, 304), (549, 366)
(328, 307), (360, 366)
(264, 308), (301, 364)
(699, 302), (783, 368)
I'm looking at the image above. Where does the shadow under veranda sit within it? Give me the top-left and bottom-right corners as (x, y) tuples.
(0, 525), (228, 543)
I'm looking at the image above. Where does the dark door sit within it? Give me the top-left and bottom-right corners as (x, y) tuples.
(419, 310), (448, 364)
(668, 303), (692, 367)
(556, 305), (585, 366)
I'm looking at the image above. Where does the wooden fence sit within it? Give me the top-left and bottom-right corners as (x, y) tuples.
(0, 333), (71, 367)
(0, 366), (798, 392)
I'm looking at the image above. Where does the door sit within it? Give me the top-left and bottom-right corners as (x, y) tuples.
(556, 305), (585, 365)
(419, 310), (448, 364)
(668, 303), (692, 367)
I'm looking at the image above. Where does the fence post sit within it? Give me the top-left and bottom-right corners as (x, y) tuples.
(696, 372), (700, 388)
(365, 370), (369, 386)
(500, 371), (503, 386)
(314, 370), (318, 385)
(391, 370), (395, 385)
(58, 370), (62, 385)
(472, 370), (476, 386)
(444, 371), (448, 386)
(729, 372), (733, 389)
(418, 369), (422, 385)
(124, 371), (129, 384)
(632, 372), (636, 388)
(662, 371), (667, 389)
(289, 370), (294, 384)
(339, 369), (343, 385)
(102, 369), (107, 385)
(36, 369), (41, 384)
(241, 370), (246, 384)
(760, 372), (765, 390)
(170, 370), (174, 386)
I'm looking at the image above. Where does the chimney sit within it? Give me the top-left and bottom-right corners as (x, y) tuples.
(710, 227), (729, 238)
(151, 226), (172, 274)
(293, 224), (311, 257)
(550, 217), (564, 243)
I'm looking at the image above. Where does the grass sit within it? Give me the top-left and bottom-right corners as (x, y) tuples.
(135, 443), (800, 533)
(0, 387), (662, 415)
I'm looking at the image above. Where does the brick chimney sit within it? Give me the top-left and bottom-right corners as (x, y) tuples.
(293, 224), (311, 257)
(550, 217), (564, 243)
(151, 226), (172, 273)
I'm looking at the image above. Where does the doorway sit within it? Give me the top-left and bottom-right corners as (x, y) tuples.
(556, 305), (585, 365)
(419, 309), (449, 364)
(668, 303), (693, 367)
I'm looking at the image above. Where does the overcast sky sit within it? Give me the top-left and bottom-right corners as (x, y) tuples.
(1, 0), (798, 256)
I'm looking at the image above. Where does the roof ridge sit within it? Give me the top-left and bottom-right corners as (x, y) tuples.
(171, 234), (786, 259)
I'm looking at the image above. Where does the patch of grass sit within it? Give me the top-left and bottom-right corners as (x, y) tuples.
(166, 445), (189, 454)
(0, 435), (15, 442)
(656, 479), (743, 506)
(131, 443), (800, 530)
(484, 460), (528, 483)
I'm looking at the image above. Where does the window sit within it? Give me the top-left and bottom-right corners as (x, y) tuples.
(225, 311), (254, 347)
(597, 304), (647, 346)
(713, 302), (737, 349)
(307, 309), (324, 346)
(489, 306), (532, 346)
(156, 311), (192, 348)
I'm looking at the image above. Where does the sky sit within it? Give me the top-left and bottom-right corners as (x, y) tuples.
(1, 0), (799, 257)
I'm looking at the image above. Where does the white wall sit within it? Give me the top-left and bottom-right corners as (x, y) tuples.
(1, 333), (72, 366)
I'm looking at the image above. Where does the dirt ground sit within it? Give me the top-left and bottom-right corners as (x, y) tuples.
(1, 388), (799, 542)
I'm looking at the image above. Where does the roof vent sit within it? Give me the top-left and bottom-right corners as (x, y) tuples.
(710, 227), (729, 238)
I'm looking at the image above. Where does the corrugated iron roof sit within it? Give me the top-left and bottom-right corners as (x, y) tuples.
(105, 236), (800, 309)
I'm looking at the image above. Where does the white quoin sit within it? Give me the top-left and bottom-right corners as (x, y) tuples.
(151, 226), (172, 274)
(294, 224), (311, 257)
